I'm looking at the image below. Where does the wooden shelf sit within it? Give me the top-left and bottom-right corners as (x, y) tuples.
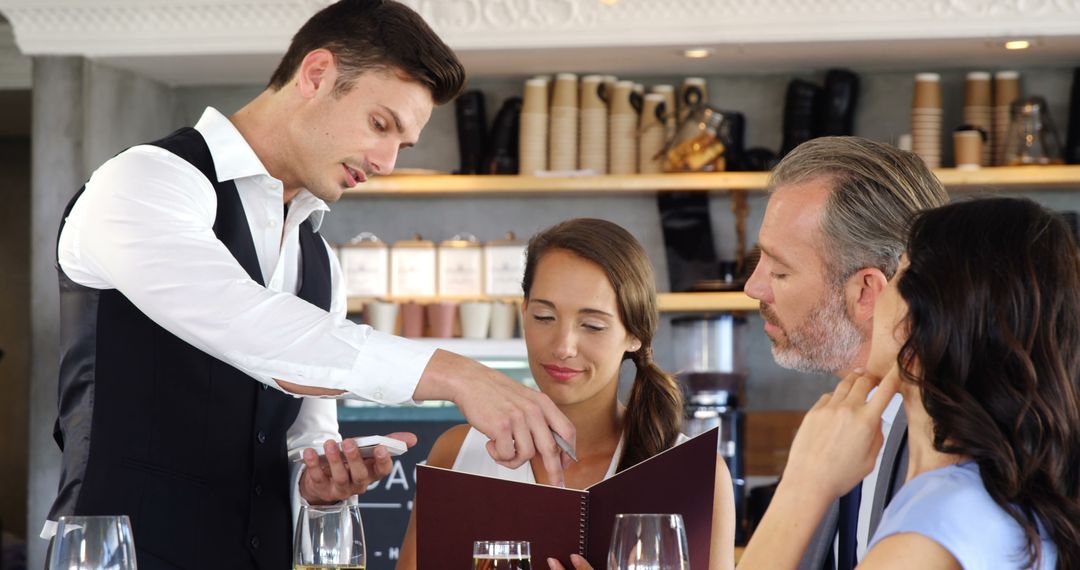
(347, 291), (757, 314)
(342, 165), (1080, 197)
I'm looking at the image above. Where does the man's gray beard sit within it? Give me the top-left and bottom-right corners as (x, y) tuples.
(771, 288), (865, 375)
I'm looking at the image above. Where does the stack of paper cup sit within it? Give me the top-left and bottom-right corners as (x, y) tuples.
(963, 71), (992, 166)
(579, 75), (608, 174)
(652, 84), (677, 141)
(911, 73), (942, 169)
(519, 77), (549, 175)
(548, 73), (579, 172)
(993, 71), (1021, 166)
(679, 77), (708, 124)
(609, 80), (639, 174)
(639, 93), (667, 174)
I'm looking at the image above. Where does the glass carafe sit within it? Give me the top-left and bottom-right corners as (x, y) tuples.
(662, 105), (733, 172)
(1003, 96), (1064, 166)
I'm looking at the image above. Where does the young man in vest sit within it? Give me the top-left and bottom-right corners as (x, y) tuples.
(47, 1), (574, 568)
(741, 136), (948, 569)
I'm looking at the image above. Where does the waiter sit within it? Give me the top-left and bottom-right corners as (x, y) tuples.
(45, 1), (575, 568)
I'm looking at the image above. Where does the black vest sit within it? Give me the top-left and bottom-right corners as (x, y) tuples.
(50, 128), (331, 569)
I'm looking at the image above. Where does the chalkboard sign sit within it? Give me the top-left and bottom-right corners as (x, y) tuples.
(339, 419), (460, 569)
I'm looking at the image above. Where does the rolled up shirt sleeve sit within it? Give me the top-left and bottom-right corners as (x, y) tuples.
(58, 145), (433, 403)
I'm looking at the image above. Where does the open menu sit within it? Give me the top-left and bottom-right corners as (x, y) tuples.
(416, 428), (718, 569)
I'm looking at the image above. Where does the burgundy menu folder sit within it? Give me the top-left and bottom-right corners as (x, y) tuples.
(416, 428), (718, 569)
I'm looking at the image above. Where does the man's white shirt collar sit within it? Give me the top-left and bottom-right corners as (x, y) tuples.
(193, 107), (330, 230)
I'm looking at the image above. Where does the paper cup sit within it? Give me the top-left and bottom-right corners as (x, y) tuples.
(400, 301), (425, 337)
(953, 130), (983, 170)
(364, 301), (398, 334)
(459, 301), (493, 339)
(489, 301), (518, 340)
(426, 302), (457, 338)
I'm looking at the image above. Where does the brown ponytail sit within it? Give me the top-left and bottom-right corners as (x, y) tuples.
(618, 347), (684, 472)
(523, 219), (685, 471)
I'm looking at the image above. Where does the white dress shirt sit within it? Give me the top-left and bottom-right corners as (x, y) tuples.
(47, 107), (434, 537)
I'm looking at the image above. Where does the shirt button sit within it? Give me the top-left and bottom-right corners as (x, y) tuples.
(249, 536), (260, 549)
(256, 430), (267, 444)
(254, 484), (263, 496)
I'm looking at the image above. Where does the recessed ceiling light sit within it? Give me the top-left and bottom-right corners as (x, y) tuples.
(683, 48), (713, 59)
(1004, 40), (1031, 50)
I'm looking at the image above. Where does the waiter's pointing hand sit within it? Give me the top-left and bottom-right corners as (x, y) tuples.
(413, 349), (576, 487)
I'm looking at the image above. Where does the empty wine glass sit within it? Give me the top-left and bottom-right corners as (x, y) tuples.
(607, 514), (689, 570)
(48, 515), (137, 570)
(294, 504), (366, 570)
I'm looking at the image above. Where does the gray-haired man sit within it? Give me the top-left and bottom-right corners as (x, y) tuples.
(744, 136), (948, 569)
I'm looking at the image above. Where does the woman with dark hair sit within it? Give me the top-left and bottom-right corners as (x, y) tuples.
(398, 218), (736, 570)
(739, 197), (1079, 568)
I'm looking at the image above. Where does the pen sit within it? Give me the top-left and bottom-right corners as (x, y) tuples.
(552, 430), (578, 462)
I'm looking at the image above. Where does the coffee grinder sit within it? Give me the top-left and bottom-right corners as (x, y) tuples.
(673, 313), (748, 543)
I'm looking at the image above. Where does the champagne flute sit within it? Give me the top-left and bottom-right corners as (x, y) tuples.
(606, 514), (690, 570)
(472, 541), (531, 570)
(48, 515), (138, 570)
(294, 504), (366, 570)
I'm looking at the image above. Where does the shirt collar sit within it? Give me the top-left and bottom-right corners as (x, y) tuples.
(193, 107), (330, 230)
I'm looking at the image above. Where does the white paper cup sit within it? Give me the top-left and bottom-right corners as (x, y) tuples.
(459, 301), (493, 339)
(489, 301), (518, 340)
(364, 301), (398, 334)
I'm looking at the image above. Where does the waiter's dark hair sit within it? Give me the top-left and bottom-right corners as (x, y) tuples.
(267, 0), (465, 104)
(523, 219), (683, 472)
(897, 197), (1080, 569)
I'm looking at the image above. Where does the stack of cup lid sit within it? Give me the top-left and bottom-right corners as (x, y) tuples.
(678, 77), (708, 124)
(993, 71), (1021, 166)
(548, 73), (579, 172)
(911, 73), (942, 169)
(963, 71), (992, 166)
(638, 93), (667, 174)
(609, 80), (639, 174)
(579, 74), (608, 174)
(519, 77), (549, 175)
(652, 84), (678, 141)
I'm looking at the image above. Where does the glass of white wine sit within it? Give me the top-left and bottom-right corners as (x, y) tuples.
(47, 515), (138, 570)
(294, 504), (366, 570)
(606, 513), (689, 570)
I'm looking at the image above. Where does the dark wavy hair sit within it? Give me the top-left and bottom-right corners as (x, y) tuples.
(268, 0), (465, 104)
(897, 197), (1080, 569)
(522, 219), (683, 472)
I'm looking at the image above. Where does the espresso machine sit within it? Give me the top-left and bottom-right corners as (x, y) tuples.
(673, 313), (748, 543)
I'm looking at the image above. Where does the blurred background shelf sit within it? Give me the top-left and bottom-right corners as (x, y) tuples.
(342, 165), (1080, 197)
(346, 291), (758, 315)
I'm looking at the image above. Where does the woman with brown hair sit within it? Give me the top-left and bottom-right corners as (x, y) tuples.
(739, 197), (1079, 569)
(397, 218), (736, 570)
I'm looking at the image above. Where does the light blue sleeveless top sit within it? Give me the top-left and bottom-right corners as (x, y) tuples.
(867, 461), (1057, 569)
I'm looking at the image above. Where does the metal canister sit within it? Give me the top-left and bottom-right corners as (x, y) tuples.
(390, 235), (436, 298)
(483, 232), (527, 297)
(437, 234), (483, 297)
(337, 232), (389, 298)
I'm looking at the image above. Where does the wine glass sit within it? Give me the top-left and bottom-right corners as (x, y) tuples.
(294, 504), (366, 570)
(606, 514), (689, 570)
(472, 541), (531, 570)
(47, 515), (137, 570)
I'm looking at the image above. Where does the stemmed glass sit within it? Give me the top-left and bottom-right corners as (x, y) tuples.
(294, 504), (366, 570)
(606, 513), (690, 570)
(48, 515), (138, 570)
(472, 541), (531, 569)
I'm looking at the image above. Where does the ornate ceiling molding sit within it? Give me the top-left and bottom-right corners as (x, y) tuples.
(1, 0), (1078, 57)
